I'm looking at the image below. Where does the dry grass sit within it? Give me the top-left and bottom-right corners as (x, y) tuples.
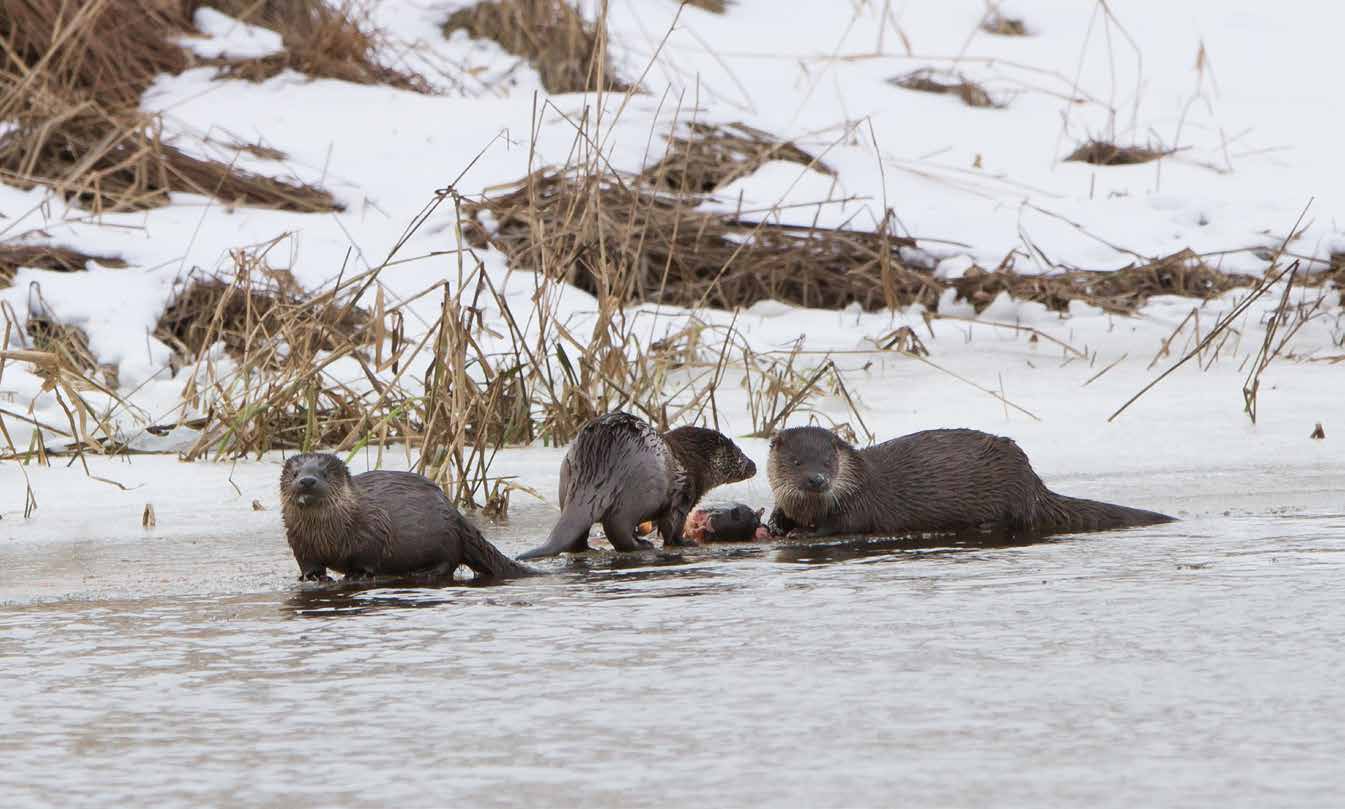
(0, 0), (344, 213)
(155, 262), (370, 364)
(1, 111), (344, 213)
(197, 0), (431, 92)
(0, 243), (126, 287)
(0, 0), (192, 109)
(1066, 139), (1172, 166)
(152, 246), (385, 461)
(463, 167), (929, 311)
(980, 11), (1028, 36)
(641, 121), (834, 193)
(443, 0), (631, 94)
(952, 249), (1255, 315)
(888, 69), (1001, 109)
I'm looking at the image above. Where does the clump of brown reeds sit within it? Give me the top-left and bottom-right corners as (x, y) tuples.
(888, 69), (1001, 109)
(0, 243), (126, 287)
(1066, 139), (1172, 166)
(0, 0), (344, 213)
(980, 10), (1028, 36)
(1, 297), (133, 463)
(25, 314), (99, 379)
(463, 167), (931, 311)
(641, 121), (834, 193)
(468, 152), (1275, 319)
(154, 246), (388, 461)
(196, 0), (431, 92)
(443, 0), (631, 94)
(155, 253), (370, 366)
(951, 249), (1256, 315)
(2, 110), (344, 213)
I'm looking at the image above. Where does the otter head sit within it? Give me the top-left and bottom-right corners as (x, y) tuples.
(767, 426), (858, 525)
(280, 452), (353, 510)
(663, 426), (757, 491)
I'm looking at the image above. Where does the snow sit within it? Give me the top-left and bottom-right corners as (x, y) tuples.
(178, 8), (285, 61)
(1, 0), (1343, 538)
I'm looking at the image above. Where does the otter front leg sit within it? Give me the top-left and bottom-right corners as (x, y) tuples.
(788, 522), (838, 540)
(659, 504), (696, 548)
(297, 561), (333, 583)
(766, 507), (798, 538)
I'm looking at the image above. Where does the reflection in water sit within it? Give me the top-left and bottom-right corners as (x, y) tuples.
(285, 581), (458, 616)
(769, 528), (1064, 565)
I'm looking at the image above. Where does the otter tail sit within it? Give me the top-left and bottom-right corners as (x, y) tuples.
(461, 525), (535, 579)
(1041, 492), (1175, 532)
(517, 499), (602, 560)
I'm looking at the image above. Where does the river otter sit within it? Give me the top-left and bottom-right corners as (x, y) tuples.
(280, 453), (532, 581)
(517, 412), (757, 559)
(766, 426), (1174, 538)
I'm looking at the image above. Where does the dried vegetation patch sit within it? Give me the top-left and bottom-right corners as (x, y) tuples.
(641, 121), (833, 193)
(0, 0), (343, 213)
(463, 167), (928, 312)
(950, 250), (1256, 315)
(980, 11), (1028, 36)
(888, 69), (1001, 109)
(0, 244), (126, 287)
(443, 0), (631, 94)
(1066, 139), (1172, 166)
(197, 0), (431, 92)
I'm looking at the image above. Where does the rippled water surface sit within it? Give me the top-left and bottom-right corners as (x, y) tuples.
(4, 494), (1344, 808)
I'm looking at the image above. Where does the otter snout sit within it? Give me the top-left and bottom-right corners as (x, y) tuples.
(804, 472), (830, 492)
(741, 459), (757, 478)
(290, 471), (330, 507)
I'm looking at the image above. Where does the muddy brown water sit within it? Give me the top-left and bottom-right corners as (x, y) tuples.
(2, 479), (1344, 808)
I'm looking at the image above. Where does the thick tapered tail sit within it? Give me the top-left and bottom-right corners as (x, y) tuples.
(517, 502), (597, 560)
(1044, 492), (1175, 532)
(461, 527), (535, 579)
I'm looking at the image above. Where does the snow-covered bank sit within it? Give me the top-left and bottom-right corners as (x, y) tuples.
(1, 0), (1342, 536)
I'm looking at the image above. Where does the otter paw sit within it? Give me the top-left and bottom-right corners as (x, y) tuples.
(299, 572), (334, 583)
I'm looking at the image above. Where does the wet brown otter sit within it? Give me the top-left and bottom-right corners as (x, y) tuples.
(766, 426), (1174, 538)
(280, 453), (532, 581)
(517, 412), (757, 559)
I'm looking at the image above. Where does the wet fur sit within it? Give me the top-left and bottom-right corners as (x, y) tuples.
(767, 427), (1174, 537)
(518, 412), (757, 559)
(280, 453), (531, 581)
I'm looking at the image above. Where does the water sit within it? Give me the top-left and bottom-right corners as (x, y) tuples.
(3, 498), (1344, 808)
